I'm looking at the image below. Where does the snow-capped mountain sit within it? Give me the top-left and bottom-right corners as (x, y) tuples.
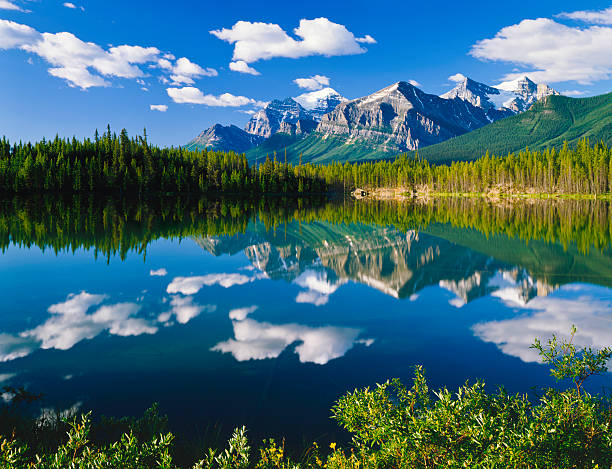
(440, 77), (514, 121)
(184, 124), (264, 152)
(316, 81), (500, 152)
(293, 87), (348, 122)
(244, 98), (313, 138)
(442, 75), (559, 114)
(497, 76), (559, 113)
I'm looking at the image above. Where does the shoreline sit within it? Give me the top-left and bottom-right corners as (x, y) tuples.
(354, 187), (612, 201)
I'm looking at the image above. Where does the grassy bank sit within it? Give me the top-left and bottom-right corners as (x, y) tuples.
(364, 188), (612, 201)
(1, 329), (611, 468)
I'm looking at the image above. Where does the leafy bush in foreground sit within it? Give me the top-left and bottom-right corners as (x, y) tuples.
(1, 329), (611, 468)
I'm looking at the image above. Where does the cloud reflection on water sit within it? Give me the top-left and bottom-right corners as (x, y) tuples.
(473, 284), (612, 363)
(212, 306), (373, 365)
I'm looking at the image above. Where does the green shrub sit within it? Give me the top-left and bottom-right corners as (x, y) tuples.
(1, 329), (611, 468)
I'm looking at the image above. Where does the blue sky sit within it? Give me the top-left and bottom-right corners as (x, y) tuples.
(1, 0), (612, 147)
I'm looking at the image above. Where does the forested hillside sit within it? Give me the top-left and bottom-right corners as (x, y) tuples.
(417, 93), (612, 162)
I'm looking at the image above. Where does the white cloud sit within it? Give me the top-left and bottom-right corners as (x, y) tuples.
(355, 34), (376, 44)
(294, 270), (345, 306)
(229, 60), (260, 75)
(229, 305), (258, 321)
(0, 19), (214, 90)
(0, 20), (163, 88)
(170, 57), (217, 84)
(166, 87), (258, 107)
(448, 73), (467, 82)
(166, 273), (255, 295)
(210, 18), (374, 66)
(0, 333), (38, 362)
(212, 311), (371, 365)
(0, 19), (39, 49)
(293, 74), (330, 90)
(557, 6), (612, 25)
(159, 295), (216, 324)
(62, 2), (83, 10)
(471, 17), (612, 84)
(0, 0), (25, 11)
(157, 58), (173, 70)
(150, 268), (168, 276)
(149, 105), (167, 112)
(473, 285), (612, 363)
(408, 79), (421, 87)
(22, 292), (157, 350)
(561, 90), (586, 96)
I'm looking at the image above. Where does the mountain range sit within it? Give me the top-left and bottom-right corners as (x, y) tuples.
(184, 75), (611, 163)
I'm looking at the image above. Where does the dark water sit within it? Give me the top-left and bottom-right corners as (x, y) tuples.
(1, 196), (611, 444)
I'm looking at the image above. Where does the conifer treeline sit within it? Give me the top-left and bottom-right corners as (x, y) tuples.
(322, 139), (612, 194)
(1, 129), (611, 195)
(2, 194), (610, 260)
(0, 128), (326, 194)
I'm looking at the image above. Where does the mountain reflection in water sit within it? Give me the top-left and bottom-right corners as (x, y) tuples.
(0, 195), (611, 441)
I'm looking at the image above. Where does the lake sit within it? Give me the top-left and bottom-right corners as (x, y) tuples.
(1, 195), (611, 445)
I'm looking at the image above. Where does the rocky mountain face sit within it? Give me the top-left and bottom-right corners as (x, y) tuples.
(316, 81), (500, 152)
(293, 87), (348, 122)
(194, 220), (557, 304)
(244, 98), (313, 138)
(184, 124), (264, 152)
(500, 77), (559, 113)
(185, 75), (560, 159)
(440, 77), (514, 121)
(443, 76), (559, 115)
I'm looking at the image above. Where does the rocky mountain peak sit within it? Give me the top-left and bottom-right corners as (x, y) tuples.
(294, 87), (348, 121)
(317, 80), (501, 152)
(441, 77), (501, 110)
(185, 124), (264, 153)
(245, 98), (312, 138)
(493, 76), (560, 113)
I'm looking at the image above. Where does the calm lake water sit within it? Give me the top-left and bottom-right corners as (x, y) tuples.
(1, 196), (611, 443)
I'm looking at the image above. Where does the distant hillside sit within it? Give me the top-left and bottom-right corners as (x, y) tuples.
(245, 132), (393, 164)
(416, 92), (612, 162)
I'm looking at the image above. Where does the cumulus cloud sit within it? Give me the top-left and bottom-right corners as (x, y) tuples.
(473, 284), (612, 363)
(166, 273), (255, 295)
(448, 73), (467, 82)
(0, 333), (38, 362)
(158, 295), (216, 324)
(166, 87), (259, 107)
(22, 292), (157, 350)
(0, 20), (38, 49)
(212, 310), (372, 364)
(356, 34), (376, 44)
(210, 18), (374, 66)
(229, 305), (258, 321)
(150, 268), (168, 276)
(557, 6), (612, 25)
(471, 16), (612, 84)
(229, 60), (260, 75)
(0, 0), (24, 11)
(0, 19), (215, 90)
(170, 57), (217, 84)
(293, 74), (330, 90)
(149, 105), (167, 112)
(294, 270), (345, 306)
(63, 2), (84, 10)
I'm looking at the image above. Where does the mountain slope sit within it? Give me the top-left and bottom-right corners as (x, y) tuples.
(185, 124), (264, 152)
(293, 87), (348, 121)
(245, 98), (313, 138)
(248, 81), (510, 164)
(416, 92), (612, 162)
